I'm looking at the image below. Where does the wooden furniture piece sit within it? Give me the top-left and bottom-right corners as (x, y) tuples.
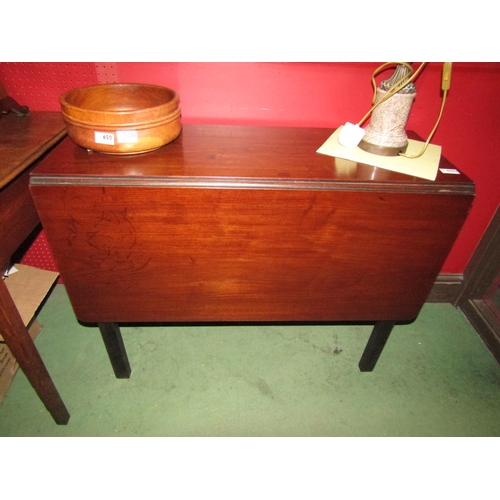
(30, 124), (474, 379)
(0, 111), (69, 424)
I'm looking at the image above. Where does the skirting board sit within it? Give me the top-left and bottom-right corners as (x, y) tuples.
(459, 299), (500, 364)
(429, 275), (500, 364)
(426, 274), (464, 303)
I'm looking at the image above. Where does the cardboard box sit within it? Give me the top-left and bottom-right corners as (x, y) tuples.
(0, 264), (59, 403)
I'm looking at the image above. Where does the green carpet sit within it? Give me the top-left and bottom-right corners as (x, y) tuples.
(1, 284), (500, 437)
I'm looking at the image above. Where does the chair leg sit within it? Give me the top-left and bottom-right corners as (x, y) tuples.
(0, 280), (70, 424)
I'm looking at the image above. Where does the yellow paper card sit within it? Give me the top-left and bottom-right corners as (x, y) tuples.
(317, 127), (441, 181)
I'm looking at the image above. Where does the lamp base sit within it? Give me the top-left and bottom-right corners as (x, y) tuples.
(358, 139), (408, 157)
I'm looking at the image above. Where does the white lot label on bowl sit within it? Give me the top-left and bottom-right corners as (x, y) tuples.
(117, 130), (138, 144)
(94, 131), (115, 145)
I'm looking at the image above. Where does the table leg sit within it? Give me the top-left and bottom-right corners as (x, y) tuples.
(358, 321), (395, 372)
(98, 322), (131, 378)
(0, 280), (70, 424)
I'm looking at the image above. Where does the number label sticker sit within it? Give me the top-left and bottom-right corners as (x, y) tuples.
(439, 168), (460, 175)
(117, 130), (138, 143)
(94, 131), (115, 145)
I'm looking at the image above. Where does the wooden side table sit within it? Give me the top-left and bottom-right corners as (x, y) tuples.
(0, 112), (69, 424)
(30, 125), (474, 379)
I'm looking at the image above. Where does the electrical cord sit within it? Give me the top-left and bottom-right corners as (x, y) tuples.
(399, 63), (452, 159)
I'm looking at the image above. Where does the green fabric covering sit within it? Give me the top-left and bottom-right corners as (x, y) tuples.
(1, 285), (499, 437)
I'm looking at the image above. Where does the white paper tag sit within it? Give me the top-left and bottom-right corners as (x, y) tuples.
(439, 168), (460, 175)
(117, 130), (138, 144)
(94, 131), (115, 145)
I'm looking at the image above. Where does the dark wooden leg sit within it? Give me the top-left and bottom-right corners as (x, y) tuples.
(98, 322), (131, 378)
(358, 321), (395, 372)
(0, 280), (70, 424)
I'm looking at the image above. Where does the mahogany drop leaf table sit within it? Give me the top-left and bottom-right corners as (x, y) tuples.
(30, 125), (475, 379)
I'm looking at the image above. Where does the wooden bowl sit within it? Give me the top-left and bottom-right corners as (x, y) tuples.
(60, 83), (181, 154)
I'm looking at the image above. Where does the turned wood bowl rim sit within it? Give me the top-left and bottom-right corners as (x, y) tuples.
(60, 83), (180, 122)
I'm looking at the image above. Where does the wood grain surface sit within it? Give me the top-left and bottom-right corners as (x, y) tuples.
(30, 125), (475, 324)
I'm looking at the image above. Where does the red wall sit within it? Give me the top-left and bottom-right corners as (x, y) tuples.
(2, 62), (499, 274)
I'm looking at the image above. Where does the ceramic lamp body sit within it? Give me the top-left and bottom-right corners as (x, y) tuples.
(60, 83), (182, 154)
(359, 88), (416, 156)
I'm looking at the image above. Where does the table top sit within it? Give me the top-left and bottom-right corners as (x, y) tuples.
(0, 112), (67, 189)
(31, 124), (474, 195)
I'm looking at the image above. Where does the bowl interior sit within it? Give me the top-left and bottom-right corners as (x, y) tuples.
(63, 84), (177, 112)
